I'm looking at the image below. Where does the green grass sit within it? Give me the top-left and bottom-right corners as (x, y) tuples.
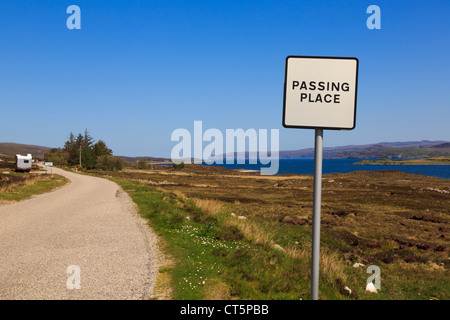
(0, 174), (68, 201)
(113, 178), (245, 299)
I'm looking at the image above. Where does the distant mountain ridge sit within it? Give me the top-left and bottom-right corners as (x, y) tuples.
(118, 155), (170, 163)
(1, 140), (449, 162)
(0, 143), (51, 159)
(217, 140), (450, 159)
(282, 140), (450, 159)
(434, 142), (450, 149)
(326, 144), (450, 159)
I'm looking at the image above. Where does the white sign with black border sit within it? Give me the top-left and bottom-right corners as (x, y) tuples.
(283, 56), (359, 130)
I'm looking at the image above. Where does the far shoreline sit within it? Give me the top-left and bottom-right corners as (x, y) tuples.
(354, 157), (450, 166)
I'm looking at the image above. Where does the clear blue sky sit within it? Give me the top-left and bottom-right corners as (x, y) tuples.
(1, 0), (449, 157)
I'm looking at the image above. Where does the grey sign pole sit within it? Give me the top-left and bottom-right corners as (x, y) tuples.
(283, 56), (358, 300)
(311, 128), (323, 300)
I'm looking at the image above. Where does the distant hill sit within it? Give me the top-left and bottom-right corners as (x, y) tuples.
(433, 142), (450, 149)
(0, 143), (51, 159)
(216, 140), (450, 159)
(330, 144), (450, 159)
(279, 140), (448, 159)
(118, 155), (170, 163)
(373, 141), (447, 148)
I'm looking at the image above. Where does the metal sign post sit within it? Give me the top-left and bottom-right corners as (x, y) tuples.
(311, 128), (323, 300)
(282, 56), (358, 300)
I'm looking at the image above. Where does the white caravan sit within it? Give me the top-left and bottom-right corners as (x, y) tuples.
(15, 154), (32, 172)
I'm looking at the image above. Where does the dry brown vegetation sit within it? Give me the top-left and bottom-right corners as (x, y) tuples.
(93, 164), (449, 299)
(0, 174), (40, 193)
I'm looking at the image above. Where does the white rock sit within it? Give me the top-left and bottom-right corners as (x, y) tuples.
(273, 244), (285, 252)
(344, 286), (352, 295)
(231, 213), (236, 217)
(237, 215), (247, 220)
(353, 263), (365, 268)
(366, 282), (378, 293)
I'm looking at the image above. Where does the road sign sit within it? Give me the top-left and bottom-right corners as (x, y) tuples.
(283, 56), (358, 130)
(282, 55), (359, 300)
(44, 162), (53, 175)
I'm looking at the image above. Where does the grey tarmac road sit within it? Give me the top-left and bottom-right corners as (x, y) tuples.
(0, 167), (160, 300)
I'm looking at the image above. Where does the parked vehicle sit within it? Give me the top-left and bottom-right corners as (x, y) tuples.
(15, 154), (32, 172)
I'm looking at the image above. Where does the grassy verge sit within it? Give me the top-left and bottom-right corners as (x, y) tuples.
(106, 177), (359, 300)
(0, 173), (68, 201)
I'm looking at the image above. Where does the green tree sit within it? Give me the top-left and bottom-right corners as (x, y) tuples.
(82, 129), (94, 150)
(96, 155), (123, 171)
(44, 148), (68, 166)
(78, 130), (100, 169)
(64, 132), (80, 166)
(81, 147), (97, 169)
(137, 159), (148, 170)
(114, 157), (123, 171)
(94, 140), (112, 157)
(54, 130), (120, 171)
(173, 161), (185, 170)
